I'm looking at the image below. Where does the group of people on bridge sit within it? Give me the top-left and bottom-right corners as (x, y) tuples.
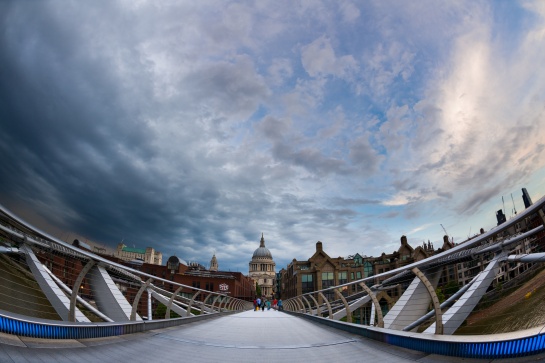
(253, 297), (283, 311)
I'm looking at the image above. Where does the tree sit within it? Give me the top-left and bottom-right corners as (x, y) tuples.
(435, 287), (445, 304)
(256, 282), (262, 297)
(155, 303), (180, 319)
(443, 280), (460, 297)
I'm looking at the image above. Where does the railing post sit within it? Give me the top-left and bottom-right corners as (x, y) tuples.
(301, 295), (312, 314)
(412, 267), (443, 334)
(308, 294), (320, 315)
(187, 290), (201, 316)
(222, 297), (231, 311)
(211, 295), (221, 312)
(317, 292), (333, 319)
(334, 288), (352, 323)
(201, 293), (214, 313)
(131, 278), (153, 321)
(285, 299), (294, 311)
(227, 297), (236, 310)
(290, 299), (298, 312)
(296, 297), (305, 312)
(147, 287), (152, 321)
(166, 285), (184, 319)
(218, 296), (228, 311)
(359, 282), (384, 328)
(294, 298), (303, 312)
(69, 259), (96, 322)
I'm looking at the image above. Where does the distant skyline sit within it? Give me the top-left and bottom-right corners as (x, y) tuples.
(1, 1), (545, 272)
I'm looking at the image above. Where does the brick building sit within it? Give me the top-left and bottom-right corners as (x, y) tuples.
(279, 236), (456, 321)
(118, 255), (255, 318)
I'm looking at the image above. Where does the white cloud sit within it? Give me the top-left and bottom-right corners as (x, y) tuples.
(301, 36), (358, 80)
(339, 1), (360, 23)
(267, 58), (293, 86)
(391, 4), (545, 218)
(360, 42), (415, 97)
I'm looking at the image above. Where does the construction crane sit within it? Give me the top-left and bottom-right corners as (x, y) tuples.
(440, 224), (448, 237)
(511, 193), (517, 216)
(441, 223), (456, 245)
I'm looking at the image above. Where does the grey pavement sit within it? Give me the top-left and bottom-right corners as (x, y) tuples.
(1, 309), (545, 362)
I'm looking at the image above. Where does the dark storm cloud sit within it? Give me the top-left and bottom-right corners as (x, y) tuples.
(456, 184), (504, 216)
(330, 197), (381, 206)
(182, 57), (269, 121)
(256, 116), (383, 178)
(255, 117), (346, 176)
(274, 145), (349, 176)
(0, 2), (217, 258)
(255, 115), (291, 141)
(348, 135), (381, 172)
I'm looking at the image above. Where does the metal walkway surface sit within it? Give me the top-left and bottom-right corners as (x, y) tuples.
(1, 310), (545, 363)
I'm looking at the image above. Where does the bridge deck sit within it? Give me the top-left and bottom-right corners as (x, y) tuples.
(0, 310), (543, 362)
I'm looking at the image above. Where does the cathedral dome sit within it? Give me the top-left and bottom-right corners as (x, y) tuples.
(252, 233), (272, 259)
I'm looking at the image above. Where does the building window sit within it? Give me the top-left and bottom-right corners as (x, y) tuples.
(302, 274), (313, 293)
(364, 261), (373, 277)
(356, 271), (362, 279)
(322, 272), (335, 301)
(321, 272), (334, 289)
(338, 271), (347, 285)
(354, 255), (362, 266)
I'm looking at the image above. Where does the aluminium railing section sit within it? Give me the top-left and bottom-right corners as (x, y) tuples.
(0, 204), (253, 340)
(283, 194), (545, 359)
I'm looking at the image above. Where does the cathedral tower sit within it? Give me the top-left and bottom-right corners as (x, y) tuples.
(210, 253), (218, 272)
(248, 233), (276, 298)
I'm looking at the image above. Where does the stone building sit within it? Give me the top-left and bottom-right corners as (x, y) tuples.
(280, 241), (377, 301)
(116, 243), (162, 265)
(249, 234), (276, 299)
(278, 237), (457, 321)
(370, 235), (456, 287)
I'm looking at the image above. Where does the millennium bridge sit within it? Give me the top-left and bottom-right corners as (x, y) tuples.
(1, 195), (545, 362)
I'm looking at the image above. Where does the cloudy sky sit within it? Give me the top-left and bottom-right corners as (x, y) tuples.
(1, 1), (545, 272)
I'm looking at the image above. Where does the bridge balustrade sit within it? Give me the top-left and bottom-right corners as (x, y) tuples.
(2, 197), (545, 359)
(282, 195), (545, 358)
(0, 204), (252, 340)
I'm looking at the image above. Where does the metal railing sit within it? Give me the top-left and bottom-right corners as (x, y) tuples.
(0, 203), (253, 339)
(282, 194), (545, 358)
